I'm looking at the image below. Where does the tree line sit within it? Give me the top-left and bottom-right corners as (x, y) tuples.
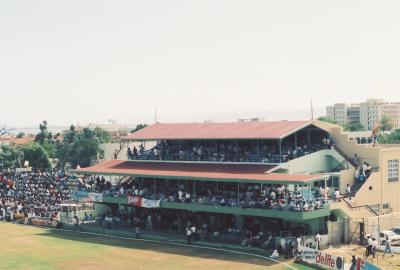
(0, 121), (112, 171)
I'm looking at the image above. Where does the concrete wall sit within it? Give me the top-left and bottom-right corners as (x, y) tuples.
(327, 220), (345, 245)
(285, 149), (348, 174)
(314, 120), (381, 168)
(352, 149), (400, 213)
(93, 203), (112, 217)
(363, 212), (400, 236)
(339, 168), (356, 194)
(285, 149), (354, 194)
(315, 121), (400, 214)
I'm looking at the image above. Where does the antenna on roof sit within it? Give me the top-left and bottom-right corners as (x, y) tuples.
(310, 99), (314, 120)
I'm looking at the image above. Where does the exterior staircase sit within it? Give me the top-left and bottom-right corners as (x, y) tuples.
(349, 181), (363, 197)
(332, 146), (359, 168)
(330, 199), (378, 219)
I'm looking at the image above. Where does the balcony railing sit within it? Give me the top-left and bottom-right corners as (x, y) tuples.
(128, 146), (327, 164)
(99, 195), (330, 220)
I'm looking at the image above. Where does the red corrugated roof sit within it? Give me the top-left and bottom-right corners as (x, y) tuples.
(124, 121), (314, 140)
(73, 160), (324, 183)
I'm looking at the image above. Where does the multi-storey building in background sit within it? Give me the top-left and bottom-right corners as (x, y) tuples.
(326, 99), (400, 130)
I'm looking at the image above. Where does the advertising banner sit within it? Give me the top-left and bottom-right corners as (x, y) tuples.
(73, 191), (88, 201)
(128, 196), (160, 208)
(87, 192), (103, 203)
(73, 191), (102, 203)
(299, 246), (344, 270)
(30, 218), (55, 227)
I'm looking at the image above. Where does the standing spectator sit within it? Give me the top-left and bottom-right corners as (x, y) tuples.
(315, 233), (321, 250)
(186, 228), (192, 245)
(127, 147), (133, 159)
(296, 235), (302, 248)
(350, 255), (357, 270)
(372, 238), (378, 258)
(383, 235), (394, 257)
(73, 215), (80, 231)
(334, 189), (341, 202)
(366, 236), (374, 258)
(346, 184), (351, 198)
(191, 226), (197, 241)
(135, 226), (140, 239)
(146, 214), (152, 230)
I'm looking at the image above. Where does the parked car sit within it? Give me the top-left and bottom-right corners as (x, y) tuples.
(391, 227), (400, 235)
(379, 230), (400, 245)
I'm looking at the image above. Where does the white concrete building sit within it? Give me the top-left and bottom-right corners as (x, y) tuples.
(326, 99), (400, 130)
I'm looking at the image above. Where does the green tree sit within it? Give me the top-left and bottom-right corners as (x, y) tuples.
(93, 127), (112, 143)
(343, 122), (365, 132)
(68, 138), (99, 168)
(56, 143), (73, 170)
(378, 129), (400, 144)
(35, 120), (50, 144)
(34, 120), (57, 158)
(131, 123), (148, 133)
(56, 126), (107, 169)
(16, 132), (25, 138)
(317, 117), (337, 124)
(0, 144), (24, 169)
(380, 115), (394, 132)
(63, 125), (77, 144)
(20, 143), (51, 171)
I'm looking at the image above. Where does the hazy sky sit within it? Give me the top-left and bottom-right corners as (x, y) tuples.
(1, 0), (400, 127)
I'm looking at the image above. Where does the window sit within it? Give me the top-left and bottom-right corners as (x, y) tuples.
(327, 176), (339, 189)
(388, 159), (399, 182)
(383, 203), (390, 210)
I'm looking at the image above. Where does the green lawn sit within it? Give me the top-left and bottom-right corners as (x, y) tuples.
(0, 223), (314, 270)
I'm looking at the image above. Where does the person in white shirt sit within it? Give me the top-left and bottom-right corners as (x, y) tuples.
(186, 228), (192, 244)
(324, 187), (329, 200)
(366, 236), (374, 258)
(297, 236), (302, 248)
(270, 250), (279, 258)
(334, 189), (340, 202)
(346, 184), (351, 198)
(372, 238), (378, 257)
(185, 192), (191, 203)
(315, 233), (322, 250)
(303, 202), (309, 212)
(362, 162), (368, 173)
(191, 226), (196, 241)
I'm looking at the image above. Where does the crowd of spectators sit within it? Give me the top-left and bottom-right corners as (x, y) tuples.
(90, 204), (310, 252)
(355, 161), (373, 182)
(0, 170), (84, 222)
(83, 177), (329, 213)
(164, 183), (328, 213)
(127, 137), (329, 163)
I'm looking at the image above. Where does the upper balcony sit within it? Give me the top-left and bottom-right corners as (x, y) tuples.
(73, 160), (332, 221)
(98, 196), (331, 221)
(124, 121), (330, 164)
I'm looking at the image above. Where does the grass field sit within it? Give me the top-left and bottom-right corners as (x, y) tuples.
(0, 223), (313, 270)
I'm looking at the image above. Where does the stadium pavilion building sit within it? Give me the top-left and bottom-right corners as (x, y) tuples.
(73, 120), (400, 245)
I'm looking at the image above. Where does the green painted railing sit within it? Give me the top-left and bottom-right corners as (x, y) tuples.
(100, 196), (330, 221)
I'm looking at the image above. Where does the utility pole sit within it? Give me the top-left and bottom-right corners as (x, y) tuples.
(154, 106), (158, 124)
(311, 99), (314, 120)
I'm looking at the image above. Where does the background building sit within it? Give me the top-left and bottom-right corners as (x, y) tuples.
(326, 99), (400, 130)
